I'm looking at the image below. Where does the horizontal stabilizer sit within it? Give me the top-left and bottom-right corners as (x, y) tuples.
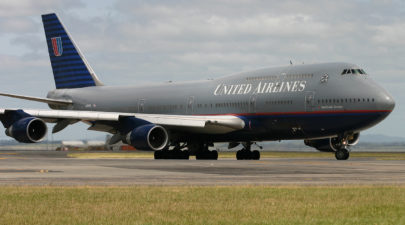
(0, 92), (72, 105)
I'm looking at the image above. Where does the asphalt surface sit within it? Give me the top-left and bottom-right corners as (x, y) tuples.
(0, 151), (405, 186)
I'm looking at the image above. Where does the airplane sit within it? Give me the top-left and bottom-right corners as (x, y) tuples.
(0, 13), (395, 160)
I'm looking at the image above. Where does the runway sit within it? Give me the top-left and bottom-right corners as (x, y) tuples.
(0, 151), (405, 186)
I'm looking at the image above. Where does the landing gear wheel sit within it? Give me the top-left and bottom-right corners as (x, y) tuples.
(154, 149), (189, 160)
(252, 150), (260, 160)
(196, 150), (218, 160)
(335, 148), (350, 160)
(236, 149), (260, 160)
(154, 150), (161, 159)
(211, 150), (218, 160)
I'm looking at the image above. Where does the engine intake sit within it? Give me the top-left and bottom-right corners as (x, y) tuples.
(6, 117), (47, 143)
(126, 124), (168, 151)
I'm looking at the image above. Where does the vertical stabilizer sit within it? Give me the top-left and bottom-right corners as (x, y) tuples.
(42, 13), (103, 89)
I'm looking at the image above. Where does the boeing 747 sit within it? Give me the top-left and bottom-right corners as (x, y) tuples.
(0, 13), (395, 160)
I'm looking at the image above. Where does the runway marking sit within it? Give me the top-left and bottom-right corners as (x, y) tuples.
(0, 169), (59, 173)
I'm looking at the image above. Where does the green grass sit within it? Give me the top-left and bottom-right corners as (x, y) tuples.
(68, 151), (405, 160)
(0, 186), (404, 225)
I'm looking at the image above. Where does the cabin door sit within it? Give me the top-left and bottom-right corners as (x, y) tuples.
(187, 96), (194, 114)
(305, 92), (315, 112)
(138, 99), (145, 113)
(249, 95), (257, 113)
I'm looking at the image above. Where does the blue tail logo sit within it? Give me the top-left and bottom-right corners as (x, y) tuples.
(51, 37), (63, 57)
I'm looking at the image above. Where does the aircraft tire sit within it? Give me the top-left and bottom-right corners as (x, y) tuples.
(252, 150), (260, 160)
(196, 150), (217, 160)
(237, 150), (252, 160)
(335, 148), (350, 160)
(154, 150), (163, 159)
(181, 150), (190, 160)
(211, 150), (218, 160)
(154, 149), (189, 160)
(237, 149), (261, 160)
(236, 150), (243, 160)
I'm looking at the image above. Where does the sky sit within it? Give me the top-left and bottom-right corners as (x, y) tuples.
(0, 0), (404, 141)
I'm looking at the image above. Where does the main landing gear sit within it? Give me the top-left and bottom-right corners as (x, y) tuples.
(236, 142), (260, 160)
(154, 142), (218, 160)
(154, 144), (189, 160)
(193, 143), (218, 160)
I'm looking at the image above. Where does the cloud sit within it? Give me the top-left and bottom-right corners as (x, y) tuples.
(0, 0), (85, 17)
(372, 23), (405, 46)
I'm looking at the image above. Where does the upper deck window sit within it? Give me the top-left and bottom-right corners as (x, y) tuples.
(341, 68), (367, 75)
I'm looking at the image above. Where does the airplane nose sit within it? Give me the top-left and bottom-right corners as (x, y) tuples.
(385, 95), (395, 111)
(377, 91), (395, 112)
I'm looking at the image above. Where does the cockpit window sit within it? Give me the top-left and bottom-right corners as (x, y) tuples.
(341, 68), (367, 75)
(341, 69), (348, 75)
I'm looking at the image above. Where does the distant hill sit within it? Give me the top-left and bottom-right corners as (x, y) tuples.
(359, 134), (405, 143)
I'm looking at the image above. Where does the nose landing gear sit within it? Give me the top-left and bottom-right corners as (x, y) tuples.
(331, 136), (351, 160)
(335, 148), (350, 160)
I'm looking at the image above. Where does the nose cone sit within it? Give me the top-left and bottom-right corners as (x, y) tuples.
(377, 90), (395, 112)
(384, 94), (395, 111)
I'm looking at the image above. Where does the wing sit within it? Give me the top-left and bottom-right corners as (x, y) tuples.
(0, 108), (246, 134)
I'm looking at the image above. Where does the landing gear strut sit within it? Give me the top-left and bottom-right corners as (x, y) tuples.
(236, 142), (260, 160)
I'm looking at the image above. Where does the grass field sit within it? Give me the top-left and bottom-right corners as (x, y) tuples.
(0, 186), (404, 225)
(68, 151), (405, 160)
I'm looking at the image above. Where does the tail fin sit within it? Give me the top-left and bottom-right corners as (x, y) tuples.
(42, 13), (103, 89)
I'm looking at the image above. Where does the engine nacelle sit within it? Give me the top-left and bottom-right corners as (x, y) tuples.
(125, 124), (168, 151)
(305, 133), (360, 152)
(5, 117), (47, 143)
(348, 133), (360, 146)
(304, 138), (335, 152)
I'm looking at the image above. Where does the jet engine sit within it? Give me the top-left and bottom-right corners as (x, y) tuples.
(5, 117), (47, 143)
(125, 124), (169, 151)
(304, 133), (360, 152)
(304, 138), (335, 152)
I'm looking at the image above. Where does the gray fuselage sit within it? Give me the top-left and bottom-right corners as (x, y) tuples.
(47, 62), (395, 142)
